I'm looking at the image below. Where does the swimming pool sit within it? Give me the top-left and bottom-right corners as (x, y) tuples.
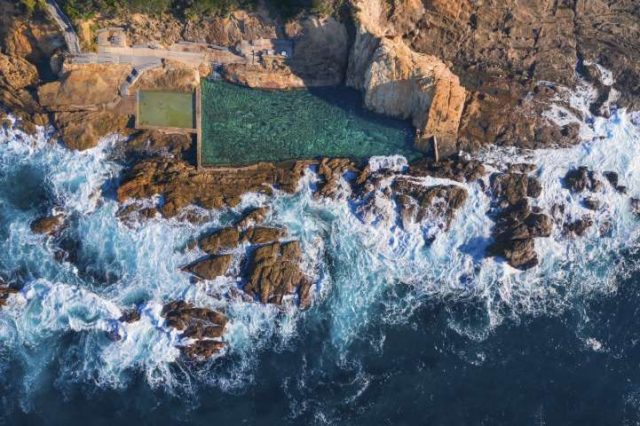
(200, 81), (420, 166)
(137, 90), (195, 130)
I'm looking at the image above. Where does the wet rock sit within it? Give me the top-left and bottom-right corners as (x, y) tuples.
(603, 171), (619, 188)
(631, 198), (640, 216)
(491, 238), (539, 270)
(491, 173), (532, 205)
(564, 167), (602, 193)
(583, 197), (601, 211)
(408, 157), (486, 183)
(181, 340), (226, 360)
(117, 158), (313, 217)
(0, 282), (18, 308)
(182, 255), (233, 280)
(564, 216), (594, 237)
(162, 301), (228, 360)
(527, 176), (543, 198)
(316, 158), (358, 199)
(198, 228), (240, 254)
(244, 241), (312, 306)
(235, 207), (270, 229)
(487, 171), (552, 269)
(30, 214), (64, 235)
(393, 177), (468, 229)
(119, 308), (140, 323)
(242, 227), (287, 245)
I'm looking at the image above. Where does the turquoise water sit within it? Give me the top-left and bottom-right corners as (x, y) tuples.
(200, 81), (420, 166)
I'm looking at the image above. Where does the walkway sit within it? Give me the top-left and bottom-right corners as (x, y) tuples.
(44, 0), (81, 54)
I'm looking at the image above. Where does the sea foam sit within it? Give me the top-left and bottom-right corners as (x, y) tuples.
(0, 92), (638, 399)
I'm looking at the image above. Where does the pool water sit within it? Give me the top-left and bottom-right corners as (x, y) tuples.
(200, 81), (420, 166)
(137, 91), (195, 130)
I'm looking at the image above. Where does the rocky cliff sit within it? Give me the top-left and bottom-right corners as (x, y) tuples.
(346, 0), (640, 153)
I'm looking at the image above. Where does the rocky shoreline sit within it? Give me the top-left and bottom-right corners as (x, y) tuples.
(1, 0), (640, 360)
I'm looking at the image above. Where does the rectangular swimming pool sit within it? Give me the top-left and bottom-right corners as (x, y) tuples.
(137, 90), (195, 130)
(200, 81), (420, 166)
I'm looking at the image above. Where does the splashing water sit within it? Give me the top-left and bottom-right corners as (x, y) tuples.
(0, 103), (639, 420)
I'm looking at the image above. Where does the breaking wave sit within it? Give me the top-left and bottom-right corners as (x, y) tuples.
(0, 103), (639, 414)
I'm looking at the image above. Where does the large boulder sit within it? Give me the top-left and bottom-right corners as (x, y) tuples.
(182, 255), (233, 280)
(244, 241), (312, 306)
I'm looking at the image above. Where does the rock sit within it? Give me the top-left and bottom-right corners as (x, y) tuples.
(408, 157), (486, 182)
(564, 167), (602, 193)
(244, 241), (312, 306)
(487, 171), (552, 269)
(198, 228), (240, 254)
(235, 207), (270, 229)
(392, 177), (468, 229)
(119, 308), (140, 323)
(0, 282), (18, 308)
(0, 53), (38, 90)
(38, 64), (131, 110)
(583, 197), (601, 211)
(499, 238), (539, 270)
(316, 158), (358, 198)
(161, 301), (228, 360)
(603, 171), (619, 188)
(181, 340), (226, 360)
(631, 198), (640, 216)
(489, 201), (552, 269)
(117, 158), (313, 217)
(30, 214), (64, 235)
(491, 173), (531, 205)
(564, 217), (594, 237)
(527, 177), (543, 198)
(54, 110), (130, 151)
(182, 255), (233, 280)
(242, 227), (287, 245)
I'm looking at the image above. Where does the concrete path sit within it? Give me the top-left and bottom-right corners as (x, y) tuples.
(44, 0), (81, 54)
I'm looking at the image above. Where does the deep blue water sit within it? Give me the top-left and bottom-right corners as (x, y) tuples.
(0, 108), (639, 425)
(3, 260), (640, 425)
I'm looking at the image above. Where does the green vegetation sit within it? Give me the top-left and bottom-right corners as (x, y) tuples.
(200, 80), (419, 167)
(18, 0), (45, 14)
(59, 0), (342, 20)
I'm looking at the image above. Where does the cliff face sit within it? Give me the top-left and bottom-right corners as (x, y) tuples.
(347, 0), (640, 153)
(347, 0), (467, 156)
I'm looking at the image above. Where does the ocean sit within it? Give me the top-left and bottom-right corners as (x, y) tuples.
(0, 102), (639, 424)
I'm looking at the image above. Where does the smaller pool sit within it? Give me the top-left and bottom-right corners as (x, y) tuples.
(137, 91), (195, 130)
(200, 81), (420, 166)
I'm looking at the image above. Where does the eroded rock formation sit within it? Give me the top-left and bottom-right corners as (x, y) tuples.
(162, 301), (228, 360)
(487, 169), (553, 269)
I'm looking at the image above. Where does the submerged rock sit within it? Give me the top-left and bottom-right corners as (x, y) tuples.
(30, 214), (65, 235)
(564, 167), (603, 193)
(235, 206), (270, 229)
(119, 308), (141, 323)
(0, 282), (18, 308)
(564, 216), (594, 237)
